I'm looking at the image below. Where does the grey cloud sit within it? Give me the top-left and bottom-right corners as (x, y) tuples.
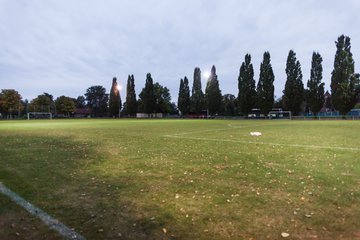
(1, 0), (360, 102)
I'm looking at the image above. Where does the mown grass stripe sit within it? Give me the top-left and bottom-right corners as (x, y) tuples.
(0, 182), (86, 240)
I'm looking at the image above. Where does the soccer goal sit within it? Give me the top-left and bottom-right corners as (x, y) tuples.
(268, 111), (292, 120)
(27, 112), (53, 120)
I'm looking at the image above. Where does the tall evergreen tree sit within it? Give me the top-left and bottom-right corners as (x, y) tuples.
(125, 75), (137, 116)
(178, 78), (184, 114)
(257, 52), (275, 114)
(306, 52), (325, 116)
(282, 50), (304, 115)
(205, 65), (222, 115)
(177, 76), (190, 115)
(238, 54), (256, 115)
(190, 67), (205, 113)
(109, 77), (121, 117)
(139, 73), (156, 114)
(331, 35), (360, 115)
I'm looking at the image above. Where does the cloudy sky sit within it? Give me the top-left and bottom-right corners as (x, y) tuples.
(1, 0), (360, 102)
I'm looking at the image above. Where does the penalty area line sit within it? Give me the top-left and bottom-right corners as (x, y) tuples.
(0, 182), (86, 240)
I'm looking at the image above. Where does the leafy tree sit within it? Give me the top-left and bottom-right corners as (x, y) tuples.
(190, 67), (205, 113)
(55, 96), (76, 116)
(355, 101), (360, 109)
(222, 94), (237, 116)
(29, 93), (54, 113)
(154, 82), (172, 113)
(205, 65), (222, 115)
(257, 52), (275, 114)
(0, 89), (23, 118)
(125, 75), (137, 116)
(238, 54), (256, 115)
(85, 85), (109, 117)
(75, 96), (86, 108)
(282, 50), (304, 115)
(109, 77), (121, 117)
(306, 52), (325, 116)
(331, 35), (360, 115)
(177, 76), (190, 115)
(139, 73), (156, 114)
(43, 93), (54, 102)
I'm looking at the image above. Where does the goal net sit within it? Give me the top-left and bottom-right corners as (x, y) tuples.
(27, 112), (53, 120)
(268, 111), (292, 120)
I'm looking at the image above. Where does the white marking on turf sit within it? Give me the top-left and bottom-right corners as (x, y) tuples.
(0, 182), (86, 240)
(165, 135), (360, 152)
(165, 123), (269, 137)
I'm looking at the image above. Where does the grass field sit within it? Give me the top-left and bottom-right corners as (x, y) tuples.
(0, 119), (359, 240)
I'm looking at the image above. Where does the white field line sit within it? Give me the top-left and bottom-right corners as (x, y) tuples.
(165, 123), (268, 137)
(165, 135), (360, 151)
(164, 123), (360, 152)
(0, 182), (86, 240)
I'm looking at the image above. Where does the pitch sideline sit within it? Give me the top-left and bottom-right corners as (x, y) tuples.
(0, 182), (86, 240)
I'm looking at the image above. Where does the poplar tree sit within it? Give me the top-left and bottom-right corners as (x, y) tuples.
(178, 76), (190, 115)
(109, 77), (121, 117)
(205, 65), (222, 115)
(257, 52), (275, 114)
(331, 35), (360, 115)
(306, 52), (325, 116)
(178, 78), (184, 114)
(190, 67), (205, 113)
(282, 50), (304, 115)
(125, 75), (137, 116)
(139, 73), (156, 114)
(238, 54), (256, 115)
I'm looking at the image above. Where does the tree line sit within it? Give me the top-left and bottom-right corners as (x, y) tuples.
(0, 35), (359, 118)
(180, 35), (359, 116)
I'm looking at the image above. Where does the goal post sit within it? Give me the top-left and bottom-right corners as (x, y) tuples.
(268, 111), (292, 120)
(27, 112), (53, 120)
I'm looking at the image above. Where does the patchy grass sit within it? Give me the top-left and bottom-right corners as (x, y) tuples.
(0, 119), (359, 239)
(0, 194), (62, 239)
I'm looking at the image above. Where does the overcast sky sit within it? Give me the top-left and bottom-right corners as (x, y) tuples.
(1, 0), (360, 102)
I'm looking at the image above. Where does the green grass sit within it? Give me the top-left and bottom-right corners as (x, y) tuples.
(0, 119), (359, 239)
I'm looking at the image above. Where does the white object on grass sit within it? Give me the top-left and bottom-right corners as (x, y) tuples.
(250, 132), (262, 136)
